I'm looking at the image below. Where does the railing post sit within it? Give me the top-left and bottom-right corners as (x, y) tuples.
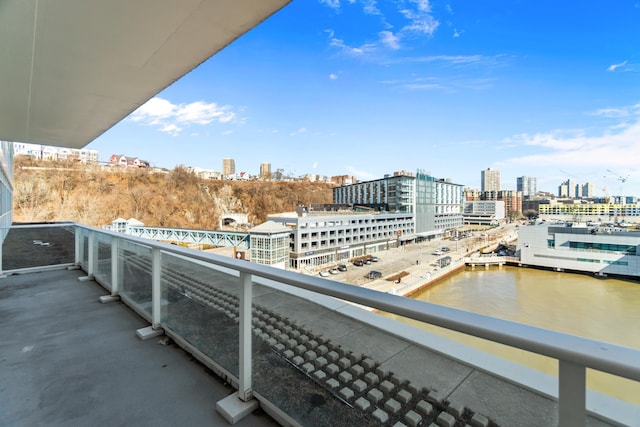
(152, 247), (161, 329)
(75, 228), (82, 265)
(111, 237), (119, 295)
(558, 359), (585, 427)
(87, 231), (96, 277)
(239, 271), (253, 401)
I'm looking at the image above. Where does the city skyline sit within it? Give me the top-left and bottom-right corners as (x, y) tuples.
(85, 1), (640, 195)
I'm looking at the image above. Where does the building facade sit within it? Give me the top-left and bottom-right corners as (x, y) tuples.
(333, 171), (415, 214)
(334, 170), (464, 238)
(517, 176), (537, 197)
(414, 171), (464, 237)
(249, 220), (291, 269)
(222, 158), (235, 176)
(463, 201), (505, 225)
(517, 223), (640, 278)
(267, 210), (413, 270)
(14, 142), (98, 163)
(539, 202), (640, 224)
(481, 168), (500, 192)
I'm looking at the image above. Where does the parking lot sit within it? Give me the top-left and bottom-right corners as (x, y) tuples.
(315, 223), (519, 293)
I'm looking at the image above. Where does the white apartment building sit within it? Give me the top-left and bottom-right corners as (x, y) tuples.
(13, 142), (98, 163)
(267, 209), (414, 270)
(463, 200), (506, 225)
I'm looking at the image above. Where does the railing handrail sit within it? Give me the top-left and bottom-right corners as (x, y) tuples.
(73, 222), (640, 385)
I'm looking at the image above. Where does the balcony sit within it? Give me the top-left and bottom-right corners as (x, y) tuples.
(2, 223), (639, 426)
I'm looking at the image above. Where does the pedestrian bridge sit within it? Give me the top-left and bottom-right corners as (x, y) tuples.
(126, 226), (250, 249)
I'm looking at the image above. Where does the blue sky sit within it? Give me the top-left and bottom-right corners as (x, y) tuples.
(88, 0), (640, 196)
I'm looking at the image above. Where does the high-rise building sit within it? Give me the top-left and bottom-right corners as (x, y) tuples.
(222, 158), (235, 176)
(559, 179), (579, 198)
(582, 182), (594, 198)
(481, 168), (500, 192)
(260, 162), (271, 179)
(517, 176), (537, 197)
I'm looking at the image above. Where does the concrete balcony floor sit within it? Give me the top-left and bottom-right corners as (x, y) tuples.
(0, 268), (277, 427)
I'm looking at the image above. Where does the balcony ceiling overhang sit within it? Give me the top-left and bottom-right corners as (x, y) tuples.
(0, 0), (290, 148)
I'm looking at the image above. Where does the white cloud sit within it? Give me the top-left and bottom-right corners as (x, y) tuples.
(312, 161), (319, 169)
(608, 60), (628, 72)
(330, 37), (376, 56)
(290, 127), (308, 136)
(380, 31), (401, 49)
(363, 0), (380, 15)
(221, 130), (233, 135)
(453, 28), (461, 37)
(320, 0), (340, 9)
(329, 73), (338, 80)
(399, 8), (439, 36)
(500, 115), (640, 173)
(129, 97), (238, 135)
(591, 104), (640, 118)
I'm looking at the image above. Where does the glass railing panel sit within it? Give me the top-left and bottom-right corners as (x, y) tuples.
(94, 234), (112, 291)
(250, 279), (389, 426)
(77, 228), (88, 270)
(159, 252), (240, 377)
(2, 224), (75, 270)
(118, 240), (152, 316)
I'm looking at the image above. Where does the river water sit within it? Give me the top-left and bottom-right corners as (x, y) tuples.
(390, 266), (640, 405)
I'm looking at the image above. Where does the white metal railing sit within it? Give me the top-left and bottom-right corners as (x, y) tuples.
(4, 222), (640, 426)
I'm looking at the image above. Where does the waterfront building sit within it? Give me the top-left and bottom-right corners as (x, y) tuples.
(14, 142), (98, 163)
(267, 208), (413, 269)
(414, 170), (464, 237)
(463, 200), (505, 225)
(516, 176), (537, 197)
(249, 220), (290, 269)
(517, 222), (640, 278)
(333, 170), (415, 213)
(481, 168), (500, 192)
(222, 158), (235, 176)
(333, 170), (464, 238)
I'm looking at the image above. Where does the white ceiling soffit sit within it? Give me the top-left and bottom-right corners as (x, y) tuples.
(0, 0), (290, 148)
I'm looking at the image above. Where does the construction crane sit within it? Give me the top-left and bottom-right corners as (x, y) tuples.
(607, 169), (630, 184)
(605, 169), (630, 202)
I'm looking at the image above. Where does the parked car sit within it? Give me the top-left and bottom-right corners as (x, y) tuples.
(353, 260), (364, 267)
(432, 250), (443, 255)
(370, 256), (379, 262)
(441, 247), (450, 252)
(364, 259), (372, 265)
(329, 268), (339, 275)
(338, 264), (348, 272)
(367, 270), (382, 279)
(319, 270), (330, 277)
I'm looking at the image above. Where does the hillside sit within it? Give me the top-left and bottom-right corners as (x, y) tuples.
(13, 158), (334, 229)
